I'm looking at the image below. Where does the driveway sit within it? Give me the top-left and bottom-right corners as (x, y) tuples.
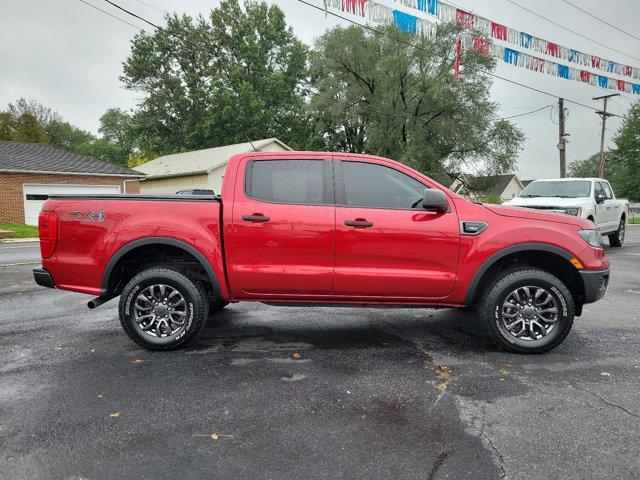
(1, 231), (639, 479)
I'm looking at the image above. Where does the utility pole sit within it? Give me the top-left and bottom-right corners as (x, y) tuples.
(558, 98), (567, 177)
(593, 93), (619, 178)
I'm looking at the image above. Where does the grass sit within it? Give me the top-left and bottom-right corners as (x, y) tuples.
(0, 223), (39, 238)
(628, 215), (640, 225)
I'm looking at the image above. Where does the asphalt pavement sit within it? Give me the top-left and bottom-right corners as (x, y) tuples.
(1, 231), (639, 480)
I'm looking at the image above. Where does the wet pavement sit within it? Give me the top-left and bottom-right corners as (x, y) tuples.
(1, 229), (639, 479)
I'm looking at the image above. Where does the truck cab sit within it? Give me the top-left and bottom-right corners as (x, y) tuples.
(504, 177), (628, 247)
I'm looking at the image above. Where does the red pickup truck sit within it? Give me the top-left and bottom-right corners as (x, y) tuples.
(33, 152), (610, 353)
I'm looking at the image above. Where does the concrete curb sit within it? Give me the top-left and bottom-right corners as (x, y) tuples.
(0, 238), (39, 244)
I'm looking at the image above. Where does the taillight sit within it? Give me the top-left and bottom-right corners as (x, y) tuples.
(38, 211), (58, 258)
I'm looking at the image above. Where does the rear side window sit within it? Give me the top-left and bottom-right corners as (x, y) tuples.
(340, 161), (426, 209)
(246, 160), (326, 205)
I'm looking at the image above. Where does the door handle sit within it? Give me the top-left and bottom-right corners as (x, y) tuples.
(345, 219), (373, 228)
(242, 214), (270, 222)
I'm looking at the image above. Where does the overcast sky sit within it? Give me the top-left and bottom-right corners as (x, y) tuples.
(1, 0), (639, 179)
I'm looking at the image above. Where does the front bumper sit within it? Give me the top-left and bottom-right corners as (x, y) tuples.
(580, 268), (609, 303)
(33, 268), (55, 289)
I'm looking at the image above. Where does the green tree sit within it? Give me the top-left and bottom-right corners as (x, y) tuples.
(0, 111), (49, 143)
(121, 0), (309, 156)
(568, 154), (599, 178)
(610, 101), (640, 202)
(307, 25), (523, 178)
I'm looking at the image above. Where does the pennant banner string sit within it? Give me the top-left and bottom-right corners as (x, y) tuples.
(332, 0), (640, 95)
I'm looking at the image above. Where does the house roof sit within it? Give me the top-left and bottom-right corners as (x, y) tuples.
(470, 174), (518, 196)
(427, 171), (457, 188)
(455, 174), (520, 196)
(136, 138), (292, 180)
(521, 179), (535, 187)
(0, 140), (144, 177)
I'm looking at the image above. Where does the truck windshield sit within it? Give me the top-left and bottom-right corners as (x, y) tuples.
(520, 180), (591, 198)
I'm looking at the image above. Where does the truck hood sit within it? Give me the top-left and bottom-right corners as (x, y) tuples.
(503, 196), (586, 208)
(483, 203), (588, 227)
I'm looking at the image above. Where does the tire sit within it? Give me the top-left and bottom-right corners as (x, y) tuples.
(478, 268), (575, 354)
(608, 217), (625, 247)
(118, 267), (208, 350)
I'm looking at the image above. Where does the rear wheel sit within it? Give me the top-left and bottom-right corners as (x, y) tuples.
(608, 217), (625, 247)
(478, 268), (575, 354)
(119, 267), (208, 350)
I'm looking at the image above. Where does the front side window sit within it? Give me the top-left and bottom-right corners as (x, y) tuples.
(594, 182), (605, 198)
(600, 182), (613, 199)
(341, 161), (427, 209)
(246, 160), (325, 205)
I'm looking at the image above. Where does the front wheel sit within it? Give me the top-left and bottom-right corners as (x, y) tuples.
(478, 268), (575, 354)
(608, 218), (625, 247)
(118, 267), (208, 350)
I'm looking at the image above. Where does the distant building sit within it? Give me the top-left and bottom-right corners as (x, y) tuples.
(449, 174), (525, 202)
(136, 138), (291, 195)
(0, 140), (144, 225)
(521, 179), (535, 188)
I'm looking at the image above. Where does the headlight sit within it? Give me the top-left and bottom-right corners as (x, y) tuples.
(578, 229), (604, 248)
(565, 207), (582, 216)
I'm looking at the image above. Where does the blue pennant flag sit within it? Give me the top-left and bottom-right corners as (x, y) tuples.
(520, 32), (533, 49)
(417, 0), (438, 15)
(504, 48), (519, 65)
(568, 49), (581, 63)
(633, 84), (640, 95)
(557, 64), (569, 79)
(598, 76), (609, 88)
(393, 10), (417, 34)
(607, 61), (617, 72)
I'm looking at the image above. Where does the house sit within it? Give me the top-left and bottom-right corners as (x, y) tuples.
(0, 140), (144, 226)
(136, 138), (291, 194)
(449, 174), (525, 202)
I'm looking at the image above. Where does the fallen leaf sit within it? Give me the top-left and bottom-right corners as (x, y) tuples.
(131, 359), (144, 365)
(196, 432), (235, 441)
(110, 412), (121, 418)
(291, 352), (303, 360)
(436, 382), (448, 393)
(346, 390), (352, 395)
(601, 371), (611, 377)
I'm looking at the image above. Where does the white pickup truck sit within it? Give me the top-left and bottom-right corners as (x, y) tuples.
(504, 178), (629, 247)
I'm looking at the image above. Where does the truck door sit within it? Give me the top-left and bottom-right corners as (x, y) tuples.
(332, 159), (460, 299)
(229, 157), (335, 297)
(595, 181), (617, 232)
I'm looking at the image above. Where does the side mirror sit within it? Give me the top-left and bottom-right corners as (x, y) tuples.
(595, 194), (606, 204)
(423, 189), (449, 213)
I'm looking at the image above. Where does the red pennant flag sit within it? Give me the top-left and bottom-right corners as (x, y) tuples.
(546, 43), (560, 57)
(454, 35), (462, 79)
(580, 70), (591, 83)
(455, 9), (475, 29)
(491, 23), (508, 41)
(472, 37), (490, 57)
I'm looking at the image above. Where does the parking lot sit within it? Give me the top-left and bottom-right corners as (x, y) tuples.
(1, 230), (639, 480)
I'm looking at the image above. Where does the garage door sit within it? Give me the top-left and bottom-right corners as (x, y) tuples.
(23, 184), (121, 226)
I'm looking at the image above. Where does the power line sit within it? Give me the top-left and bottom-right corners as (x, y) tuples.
(505, 0), (640, 63)
(78, 0), (148, 32)
(559, 0), (640, 43)
(501, 104), (553, 120)
(130, 0), (166, 14)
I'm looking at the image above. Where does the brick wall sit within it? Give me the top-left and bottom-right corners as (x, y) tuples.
(0, 172), (140, 224)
